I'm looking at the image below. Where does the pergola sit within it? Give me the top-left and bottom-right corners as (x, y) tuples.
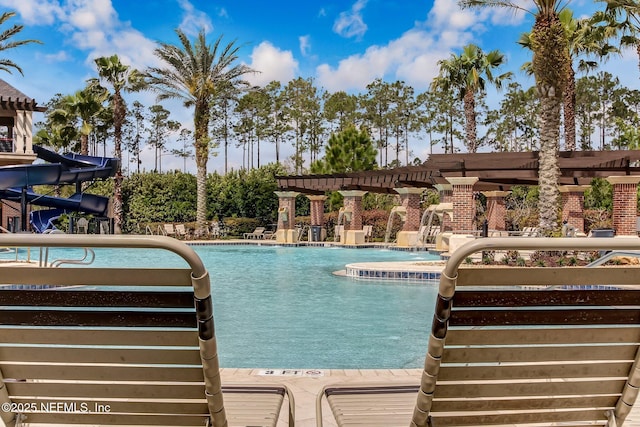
(273, 151), (640, 244)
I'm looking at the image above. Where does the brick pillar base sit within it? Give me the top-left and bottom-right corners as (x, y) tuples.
(447, 177), (479, 232)
(607, 176), (640, 236)
(434, 184), (453, 231)
(274, 191), (298, 230)
(339, 190), (367, 230)
(395, 188), (423, 231)
(483, 191), (509, 231)
(307, 195), (327, 226)
(559, 185), (589, 234)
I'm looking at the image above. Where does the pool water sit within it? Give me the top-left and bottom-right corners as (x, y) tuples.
(8, 245), (440, 369)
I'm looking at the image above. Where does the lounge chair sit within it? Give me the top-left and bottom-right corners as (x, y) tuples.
(317, 237), (640, 427)
(244, 226), (266, 239)
(0, 234), (294, 427)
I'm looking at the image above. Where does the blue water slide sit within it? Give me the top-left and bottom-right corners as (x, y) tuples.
(0, 145), (118, 232)
(29, 208), (66, 233)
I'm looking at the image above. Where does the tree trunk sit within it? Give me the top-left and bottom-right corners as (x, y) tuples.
(112, 92), (125, 234)
(531, 12), (569, 233)
(537, 84), (562, 232)
(80, 134), (88, 156)
(563, 63), (576, 151)
(463, 91), (478, 152)
(194, 103), (209, 234)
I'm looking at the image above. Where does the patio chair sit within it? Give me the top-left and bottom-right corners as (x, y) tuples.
(0, 234), (294, 427)
(175, 223), (190, 240)
(163, 223), (176, 237)
(244, 226), (266, 239)
(317, 237), (640, 427)
(363, 225), (373, 242)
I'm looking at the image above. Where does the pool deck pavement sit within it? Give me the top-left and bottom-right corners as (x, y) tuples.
(222, 368), (640, 426)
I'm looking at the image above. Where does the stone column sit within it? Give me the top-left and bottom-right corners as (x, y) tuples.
(446, 177), (479, 233)
(274, 191), (298, 243)
(606, 176), (640, 237)
(434, 184), (453, 231)
(559, 185), (589, 234)
(483, 191), (510, 231)
(394, 187), (424, 247)
(339, 190), (367, 244)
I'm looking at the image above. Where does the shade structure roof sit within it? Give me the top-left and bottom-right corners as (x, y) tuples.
(276, 150), (640, 194)
(0, 78), (46, 112)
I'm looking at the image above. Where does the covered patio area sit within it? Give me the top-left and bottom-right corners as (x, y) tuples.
(275, 150), (640, 246)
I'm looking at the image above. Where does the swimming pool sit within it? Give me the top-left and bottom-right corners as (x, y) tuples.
(5, 244), (441, 369)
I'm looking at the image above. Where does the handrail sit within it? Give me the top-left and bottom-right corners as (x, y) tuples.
(586, 250), (640, 267)
(50, 247), (95, 267)
(0, 234), (207, 278)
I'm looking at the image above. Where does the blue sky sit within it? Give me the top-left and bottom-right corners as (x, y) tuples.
(0, 0), (637, 172)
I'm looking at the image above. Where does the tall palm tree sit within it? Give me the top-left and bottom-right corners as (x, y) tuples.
(432, 44), (512, 153)
(147, 29), (253, 234)
(94, 55), (145, 234)
(519, 9), (618, 150)
(461, 0), (570, 232)
(0, 11), (40, 75)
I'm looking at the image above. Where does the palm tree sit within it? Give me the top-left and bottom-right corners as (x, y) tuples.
(147, 29), (253, 234)
(432, 44), (512, 153)
(519, 9), (618, 150)
(58, 84), (108, 155)
(460, 0), (570, 233)
(594, 0), (640, 73)
(0, 11), (41, 75)
(94, 55), (145, 234)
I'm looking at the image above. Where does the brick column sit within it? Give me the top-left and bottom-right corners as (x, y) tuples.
(446, 177), (479, 232)
(339, 190), (367, 231)
(307, 195), (326, 226)
(559, 185), (589, 234)
(606, 176), (640, 236)
(434, 184), (453, 231)
(395, 188), (423, 231)
(274, 191), (298, 243)
(483, 191), (509, 231)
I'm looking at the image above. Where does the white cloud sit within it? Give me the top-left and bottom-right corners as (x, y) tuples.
(333, 0), (368, 39)
(0, 0), (64, 25)
(245, 41), (298, 87)
(299, 35), (311, 57)
(67, 0), (117, 30)
(37, 50), (72, 63)
(218, 7), (229, 18)
(316, 27), (465, 92)
(177, 0), (213, 36)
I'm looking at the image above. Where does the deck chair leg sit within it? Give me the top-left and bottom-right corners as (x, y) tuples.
(606, 410), (618, 427)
